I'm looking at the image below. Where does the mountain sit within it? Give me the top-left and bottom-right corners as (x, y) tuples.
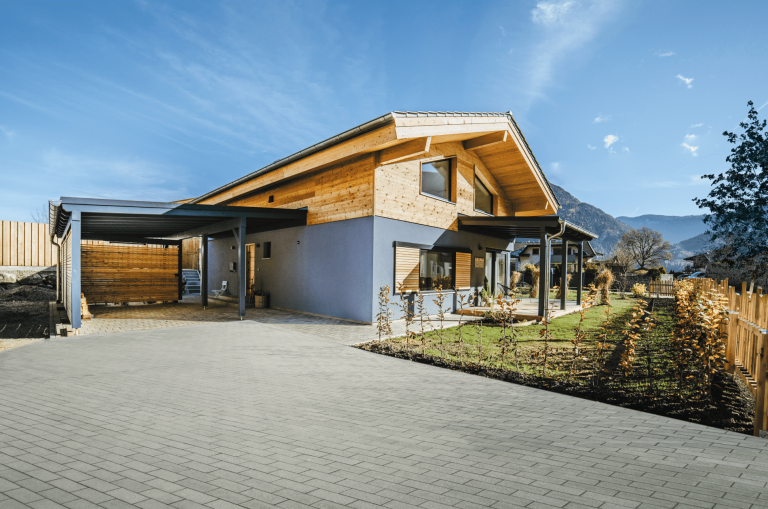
(550, 184), (631, 256)
(615, 214), (706, 244)
(550, 184), (712, 271)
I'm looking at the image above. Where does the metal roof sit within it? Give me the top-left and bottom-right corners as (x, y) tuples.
(189, 110), (558, 209)
(49, 197), (307, 243)
(459, 216), (598, 243)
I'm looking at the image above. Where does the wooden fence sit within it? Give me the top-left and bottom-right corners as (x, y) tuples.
(697, 278), (768, 436)
(182, 237), (200, 270)
(648, 280), (674, 297)
(0, 221), (55, 266)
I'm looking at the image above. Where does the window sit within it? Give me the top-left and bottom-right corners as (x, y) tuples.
(532, 248), (539, 255)
(419, 250), (453, 290)
(262, 241), (271, 259)
(268, 195), (274, 203)
(421, 159), (452, 201)
(474, 177), (493, 214)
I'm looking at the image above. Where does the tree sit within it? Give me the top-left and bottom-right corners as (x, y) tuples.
(608, 246), (635, 274)
(694, 100), (768, 288)
(615, 227), (672, 270)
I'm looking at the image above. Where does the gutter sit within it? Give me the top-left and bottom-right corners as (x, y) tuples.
(190, 112), (396, 204)
(544, 219), (567, 316)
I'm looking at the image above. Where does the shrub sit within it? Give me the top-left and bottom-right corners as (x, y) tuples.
(631, 283), (647, 297)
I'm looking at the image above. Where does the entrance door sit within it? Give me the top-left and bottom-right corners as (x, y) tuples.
(484, 252), (509, 294)
(245, 244), (256, 301)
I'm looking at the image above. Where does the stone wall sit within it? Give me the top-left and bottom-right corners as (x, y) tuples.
(0, 266), (56, 288)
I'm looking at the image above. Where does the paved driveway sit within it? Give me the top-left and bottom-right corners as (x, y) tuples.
(1, 322), (767, 509)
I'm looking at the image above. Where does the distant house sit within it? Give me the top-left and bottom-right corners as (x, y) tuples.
(512, 240), (599, 272)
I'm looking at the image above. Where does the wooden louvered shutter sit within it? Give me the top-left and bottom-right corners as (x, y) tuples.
(454, 252), (471, 290)
(395, 246), (420, 293)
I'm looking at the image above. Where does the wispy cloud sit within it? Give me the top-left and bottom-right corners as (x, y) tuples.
(593, 115), (611, 123)
(684, 134), (696, 141)
(604, 134), (618, 148)
(655, 51), (675, 57)
(676, 74), (693, 88)
(0, 125), (16, 140)
(587, 144), (596, 150)
(508, 0), (620, 112)
(682, 142), (698, 156)
(690, 123), (703, 128)
(550, 161), (561, 173)
(622, 147), (630, 152)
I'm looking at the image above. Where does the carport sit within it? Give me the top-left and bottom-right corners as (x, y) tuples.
(459, 215), (598, 317)
(49, 197), (307, 330)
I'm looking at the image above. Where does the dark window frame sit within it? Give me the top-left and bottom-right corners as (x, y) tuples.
(262, 241), (272, 259)
(474, 176), (494, 215)
(420, 158), (454, 203)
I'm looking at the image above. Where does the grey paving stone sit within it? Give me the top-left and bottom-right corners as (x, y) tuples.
(1, 321), (767, 509)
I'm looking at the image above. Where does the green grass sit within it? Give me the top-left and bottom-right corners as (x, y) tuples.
(389, 294), (658, 380)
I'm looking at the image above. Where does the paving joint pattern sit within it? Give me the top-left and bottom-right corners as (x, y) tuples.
(1, 320), (767, 509)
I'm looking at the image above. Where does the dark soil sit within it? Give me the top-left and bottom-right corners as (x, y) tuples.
(0, 285), (55, 338)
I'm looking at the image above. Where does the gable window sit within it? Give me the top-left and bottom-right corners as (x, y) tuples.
(532, 248), (539, 255)
(263, 241), (271, 259)
(421, 159), (452, 201)
(474, 177), (493, 215)
(419, 250), (453, 291)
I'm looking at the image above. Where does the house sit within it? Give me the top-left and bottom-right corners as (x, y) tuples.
(513, 240), (599, 272)
(49, 111), (598, 329)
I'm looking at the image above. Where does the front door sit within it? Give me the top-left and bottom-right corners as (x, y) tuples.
(245, 244), (256, 301)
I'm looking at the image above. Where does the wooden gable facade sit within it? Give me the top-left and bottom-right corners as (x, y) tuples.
(191, 112), (559, 230)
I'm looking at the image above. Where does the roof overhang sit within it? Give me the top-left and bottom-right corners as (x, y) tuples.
(458, 216), (598, 243)
(49, 197), (307, 243)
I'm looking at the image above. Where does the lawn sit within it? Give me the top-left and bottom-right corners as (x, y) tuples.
(389, 294), (641, 378)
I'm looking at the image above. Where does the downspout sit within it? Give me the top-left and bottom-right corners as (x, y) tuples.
(544, 220), (567, 315)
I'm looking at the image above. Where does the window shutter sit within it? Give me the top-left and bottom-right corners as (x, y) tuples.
(395, 246), (420, 293)
(455, 252), (471, 289)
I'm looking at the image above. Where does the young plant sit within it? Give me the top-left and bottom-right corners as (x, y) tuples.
(456, 292), (469, 367)
(473, 291), (484, 365)
(619, 299), (647, 381)
(415, 290), (431, 355)
(396, 282), (415, 350)
(569, 292), (594, 381)
(591, 305), (613, 388)
(432, 285), (447, 359)
(376, 285), (393, 342)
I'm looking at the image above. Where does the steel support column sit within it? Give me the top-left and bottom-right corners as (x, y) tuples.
(71, 211), (82, 330)
(177, 242), (183, 301)
(538, 226), (547, 318)
(201, 234), (208, 309)
(576, 242), (584, 305)
(560, 239), (569, 311)
(237, 217), (246, 318)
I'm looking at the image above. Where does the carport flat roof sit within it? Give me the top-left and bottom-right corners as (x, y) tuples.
(49, 197), (307, 243)
(458, 215), (598, 242)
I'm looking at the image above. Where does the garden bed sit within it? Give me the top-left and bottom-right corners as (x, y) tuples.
(0, 285), (54, 340)
(358, 297), (755, 434)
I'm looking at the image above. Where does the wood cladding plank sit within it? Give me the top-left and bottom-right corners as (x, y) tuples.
(228, 154), (376, 226)
(455, 252), (471, 289)
(81, 244), (179, 303)
(395, 246), (420, 293)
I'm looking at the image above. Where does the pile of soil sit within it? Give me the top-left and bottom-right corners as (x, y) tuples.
(0, 286), (55, 339)
(0, 285), (56, 302)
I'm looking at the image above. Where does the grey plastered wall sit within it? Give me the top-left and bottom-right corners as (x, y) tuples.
(206, 216), (375, 323)
(371, 216), (514, 319)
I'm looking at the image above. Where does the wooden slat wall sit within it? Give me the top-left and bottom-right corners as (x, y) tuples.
(0, 221), (56, 266)
(226, 154), (376, 225)
(375, 141), (515, 231)
(182, 238), (200, 270)
(455, 252), (471, 289)
(395, 246), (420, 293)
(81, 244), (179, 303)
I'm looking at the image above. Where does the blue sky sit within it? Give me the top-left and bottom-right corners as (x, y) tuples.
(1, 0), (767, 223)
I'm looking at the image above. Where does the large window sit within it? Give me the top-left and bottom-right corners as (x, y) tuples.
(474, 177), (493, 214)
(419, 250), (453, 290)
(421, 159), (452, 201)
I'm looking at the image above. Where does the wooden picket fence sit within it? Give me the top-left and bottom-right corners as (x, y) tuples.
(0, 221), (56, 266)
(648, 280), (674, 297)
(695, 278), (768, 436)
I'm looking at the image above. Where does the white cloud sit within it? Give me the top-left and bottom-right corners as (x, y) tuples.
(499, 26), (506, 36)
(684, 134), (696, 141)
(593, 115), (611, 123)
(0, 125), (16, 140)
(682, 143), (698, 156)
(622, 147), (630, 152)
(604, 134), (618, 148)
(690, 123), (703, 128)
(550, 162), (561, 173)
(677, 74), (693, 88)
(655, 51), (675, 57)
(587, 144), (596, 150)
(509, 1), (620, 112)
